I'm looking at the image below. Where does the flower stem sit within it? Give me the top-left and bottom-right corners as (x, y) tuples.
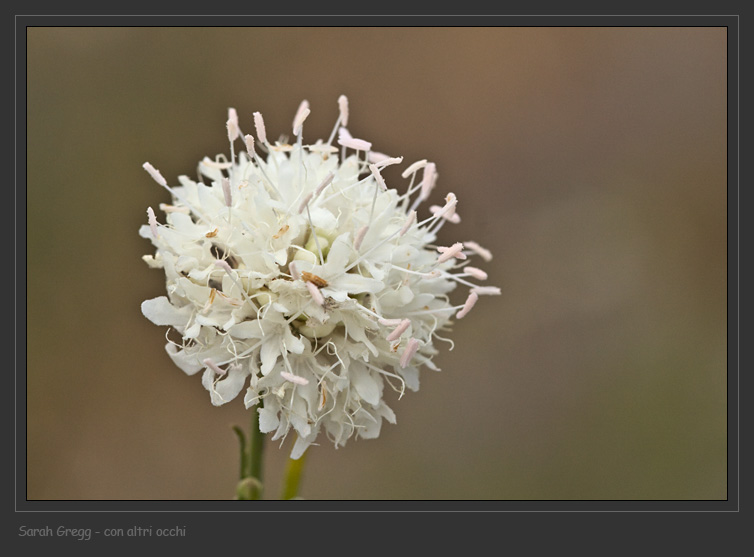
(247, 405), (265, 500)
(280, 448), (307, 500)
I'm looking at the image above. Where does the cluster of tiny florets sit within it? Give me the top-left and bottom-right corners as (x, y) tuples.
(140, 96), (499, 458)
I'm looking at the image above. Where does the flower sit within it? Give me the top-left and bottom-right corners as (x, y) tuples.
(140, 96), (499, 459)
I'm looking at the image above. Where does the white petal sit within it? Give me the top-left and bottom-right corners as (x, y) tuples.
(141, 297), (190, 327)
(351, 366), (381, 406)
(260, 340), (279, 375)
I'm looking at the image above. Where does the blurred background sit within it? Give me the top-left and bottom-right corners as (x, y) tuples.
(26, 26), (727, 500)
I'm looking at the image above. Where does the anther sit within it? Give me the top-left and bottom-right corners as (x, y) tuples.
(293, 101), (311, 135)
(142, 162), (168, 187)
(203, 358), (226, 376)
(420, 162), (437, 201)
(437, 242), (466, 263)
(315, 171), (335, 196)
(464, 266), (488, 280)
(288, 260), (301, 281)
(244, 134), (255, 157)
(297, 192), (313, 214)
(253, 111), (267, 143)
(378, 318), (403, 326)
(471, 286), (502, 296)
(337, 128), (372, 151)
(221, 177), (232, 207)
(386, 318), (411, 342)
(399, 338), (420, 368)
(464, 240), (493, 262)
(354, 225), (369, 250)
(306, 281), (325, 307)
(281, 371), (309, 386)
(399, 211), (417, 236)
(227, 108), (239, 141)
(401, 159), (427, 178)
(455, 291), (478, 319)
(214, 259), (233, 274)
(369, 164), (387, 191)
(146, 206), (159, 237)
(338, 94), (349, 127)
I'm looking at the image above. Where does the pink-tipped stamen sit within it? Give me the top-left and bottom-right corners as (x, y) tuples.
(386, 318), (411, 342)
(338, 128), (372, 151)
(378, 318), (403, 326)
(221, 177), (232, 207)
(399, 211), (417, 236)
(437, 242), (466, 263)
(244, 134), (255, 157)
(354, 225), (369, 250)
(401, 159), (428, 178)
(464, 241), (493, 262)
(369, 164), (387, 191)
(455, 291), (478, 319)
(315, 171), (335, 196)
(293, 104), (311, 136)
(338, 94), (349, 126)
(288, 261), (301, 281)
(227, 108), (239, 141)
(399, 338), (420, 368)
(297, 192), (313, 214)
(306, 281), (325, 306)
(253, 111), (267, 143)
(471, 286), (501, 296)
(142, 162), (168, 187)
(203, 358), (226, 376)
(281, 371), (309, 386)
(214, 259), (233, 274)
(420, 162), (437, 201)
(464, 266), (488, 280)
(146, 206), (159, 237)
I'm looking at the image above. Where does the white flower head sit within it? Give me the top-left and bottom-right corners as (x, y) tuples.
(140, 96), (498, 459)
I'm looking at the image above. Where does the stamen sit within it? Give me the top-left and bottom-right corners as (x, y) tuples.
(253, 111), (267, 144)
(378, 318), (403, 327)
(288, 260), (301, 281)
(374, 155), (403, 169)
(420, 162), (437, 201)
(142, 162), (168, 187)
(401, 159), (427, 178)
(465, 266), (488, 280)
(338, 94), (349, 127)
(221, 177), (232, 207)
(399, 211), (417, 236)
(429, 205), (461, 224)
(455, 291), (478, 319)
(437, 242), (466, 263)
(281, 371), (309, 386)
(244, 134), (255, 157)
(297, 192), (313, 214)
(386, 318), (411, 342)
(337, 128), (372, 151)
(314, 171), (335, 196)
(368, 164), (387, 191)
(227, 108), (239, 141)
(203, 358), (226, 376)
(293, 102), (311, 136)
(306, 281), (325, 306)
(464, 240), (493, 262)
(399, 338), (420, 368)
(471, 286), (502, 296)
(214, 259), (233, 274)
(146, 206), (159, 237)
(353, 225), (369, 250)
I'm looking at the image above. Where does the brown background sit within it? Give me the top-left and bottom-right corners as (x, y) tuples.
(26, 26), (727, 500)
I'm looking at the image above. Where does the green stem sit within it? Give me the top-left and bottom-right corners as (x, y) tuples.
(231, 425), (248, 481)
(280, 448), (307, 500)
(247, 405), (265, 500)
